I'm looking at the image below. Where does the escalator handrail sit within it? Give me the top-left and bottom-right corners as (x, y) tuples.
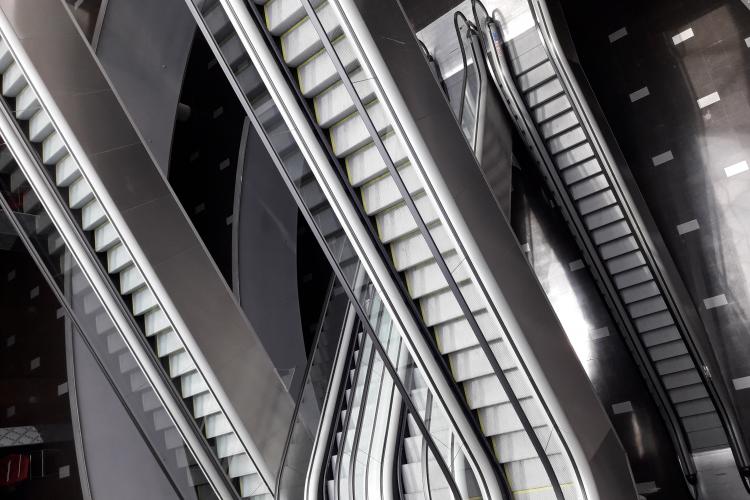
(336, 335), (376, 500)
(0, 97), (236, 499)
(276, 273), (338, 495)
(522, 0), (750, 487)
(470, 0), (698, 487)
(0, 14), (270, 492)
(453, 11), (483, 152)
(210, 1), (509, 497)
(346, 313), (392, 500)
(395, 406), (408, 500)
(318, 317), (360, 500)
(301, 1), (564, 498)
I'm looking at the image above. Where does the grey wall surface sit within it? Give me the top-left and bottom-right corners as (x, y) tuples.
(72, 334), (179, 500)
(237, 121), (307, 397)
(95, 0), (195, 173)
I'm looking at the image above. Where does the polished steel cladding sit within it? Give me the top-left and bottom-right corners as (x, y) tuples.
(0, 0), (748, 499)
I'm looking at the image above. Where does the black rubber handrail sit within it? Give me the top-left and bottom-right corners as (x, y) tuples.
(454, 11), (486, 153)
(420, 390), (435, 500)
(395, 406), (408, 500)
(0, 89), (236, 499)
(300, 1), (562, 498)
(453, 11), (477, 131)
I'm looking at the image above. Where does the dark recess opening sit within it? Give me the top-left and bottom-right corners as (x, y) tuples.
(168, 33), (246, 285)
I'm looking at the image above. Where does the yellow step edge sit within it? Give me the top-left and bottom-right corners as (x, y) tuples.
(280, 1), (331, 45)
(296, 33), (347, 95)
(330, 97), (381, 132)
(264, 1), (272, 30)
(512, 482), (576, 495)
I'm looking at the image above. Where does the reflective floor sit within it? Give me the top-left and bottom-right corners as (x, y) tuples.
(695, 447), (747, 499)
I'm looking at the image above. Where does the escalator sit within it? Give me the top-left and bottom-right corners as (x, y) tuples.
(248, 0), (593, 497)
(183, 0), (640, 497)
(0, 9), (272, 498)
(184, 2), (508, 499)
(0, 136), (225, 497)
(470, 0), (750, 492)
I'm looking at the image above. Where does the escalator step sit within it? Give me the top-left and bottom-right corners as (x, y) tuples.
(598, 234), (637, 260)
(604, 250), (645, 275)
(525, 78), (563, 109)
(621, 280), (660, 304)
(635, 310), (674, 334)
(518, 61), (556, 93)
(547, 126), (586, 155)
(569, 172), (609, 201)
(539, 109), (578, 139)
(612, 265), (652, 290)
(582, 203), (622, 231)
(555, 141), (595, 170)
(532, 94), (571, 124)
(627, 295), (667, 319)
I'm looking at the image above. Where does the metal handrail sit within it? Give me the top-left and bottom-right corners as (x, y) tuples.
(301, 1), (563, 497)
(453, 11), (481, 146)
(470, 0), (750, 493)
(527, 0), (750, 490)
(0, 15), (266, 492)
